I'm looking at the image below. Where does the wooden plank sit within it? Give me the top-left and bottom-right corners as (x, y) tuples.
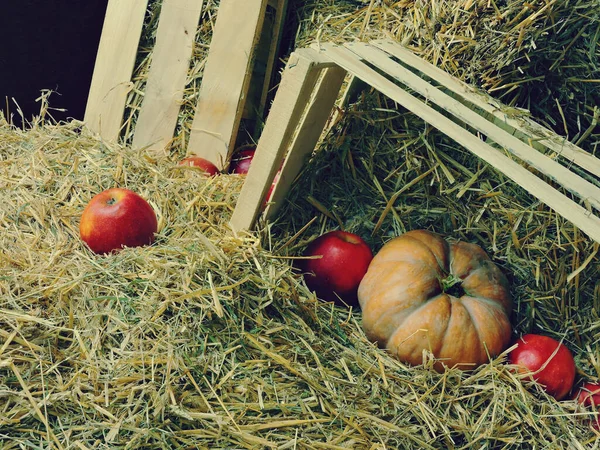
(342, 42), (600, 212)
(132, 0), (204, 156)
(316, 44), (600, 244)
(372, 39), (600, 179)
(229, 49), (332, 232)
(84, 0), (149, 141)
(257, 0), (289, 120)
(187, 0), (269, 169)
(264, 66), (347, 219)
(242, 0), (289, 124)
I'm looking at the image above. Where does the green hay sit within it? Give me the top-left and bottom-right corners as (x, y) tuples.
(1, 0), (600, 447)
(1, 101), (598, 450)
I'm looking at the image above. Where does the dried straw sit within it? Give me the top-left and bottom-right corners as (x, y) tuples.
(2, 0), (600, 448)
(290, 0), (600, 153)
(1, 92), (598, 450)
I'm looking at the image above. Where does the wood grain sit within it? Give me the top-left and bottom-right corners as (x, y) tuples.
(373, 39), (600, 179)
(132, 0), (204, 156)
(187, 0), (268, 168)
(84, 0), (149, 141)
(229, 49), (334, 231)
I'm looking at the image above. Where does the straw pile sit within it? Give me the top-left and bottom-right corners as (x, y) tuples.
(291, 0), (600, 153)
(1, 116), (597, 448)
(2, 0), (600, 448)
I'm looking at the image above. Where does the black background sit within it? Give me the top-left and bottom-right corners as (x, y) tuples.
(0, 1), (109, 126)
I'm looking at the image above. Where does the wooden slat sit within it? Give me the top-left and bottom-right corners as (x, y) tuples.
(264, 66), (347, 219)
(256, 0), (289, 120)
(132, 0), (204, 156)
(316, 44), (600, 244)
(242, 0), (289, 123)
(84, 0), (149, 141)
(229, 49), (334, 232)
(187, 0), (269, 168)
(372, 39), (600, 179)
(341, 42), (600, 212)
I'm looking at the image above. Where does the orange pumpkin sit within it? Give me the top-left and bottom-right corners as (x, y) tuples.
(358, 229), (512, 371)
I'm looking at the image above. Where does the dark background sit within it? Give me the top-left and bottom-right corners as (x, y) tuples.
(0, 1), (109, 126)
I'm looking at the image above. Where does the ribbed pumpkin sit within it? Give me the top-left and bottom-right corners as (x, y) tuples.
(358, 229), (512, 371)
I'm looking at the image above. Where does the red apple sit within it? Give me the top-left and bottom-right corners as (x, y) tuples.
(80, 188), (158, 254)
(178, 156), (220, 176)
(298, 230), (373, 307)
(573, 382), (600, 429)
(575, 382), (600, 408)
(229, 147), (256, 174)
(508, 334), (576, 400)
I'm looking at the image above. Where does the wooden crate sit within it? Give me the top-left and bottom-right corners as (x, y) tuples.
(229, 40), (600, 246)
(84, 0), (288, 168)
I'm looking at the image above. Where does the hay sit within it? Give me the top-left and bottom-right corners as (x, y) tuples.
(2, 0), (600, 447)
(272, 84), (600, 346)
(278, 0), (600, 353)
(290, 0), (600, 153)
(121, 0), (600, 154)
(0, 103), (598, 450)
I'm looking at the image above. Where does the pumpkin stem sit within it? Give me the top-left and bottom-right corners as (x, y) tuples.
(440, 274), (462, 294)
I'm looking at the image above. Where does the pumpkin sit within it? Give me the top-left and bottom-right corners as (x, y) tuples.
(357, 229), (512, 371)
